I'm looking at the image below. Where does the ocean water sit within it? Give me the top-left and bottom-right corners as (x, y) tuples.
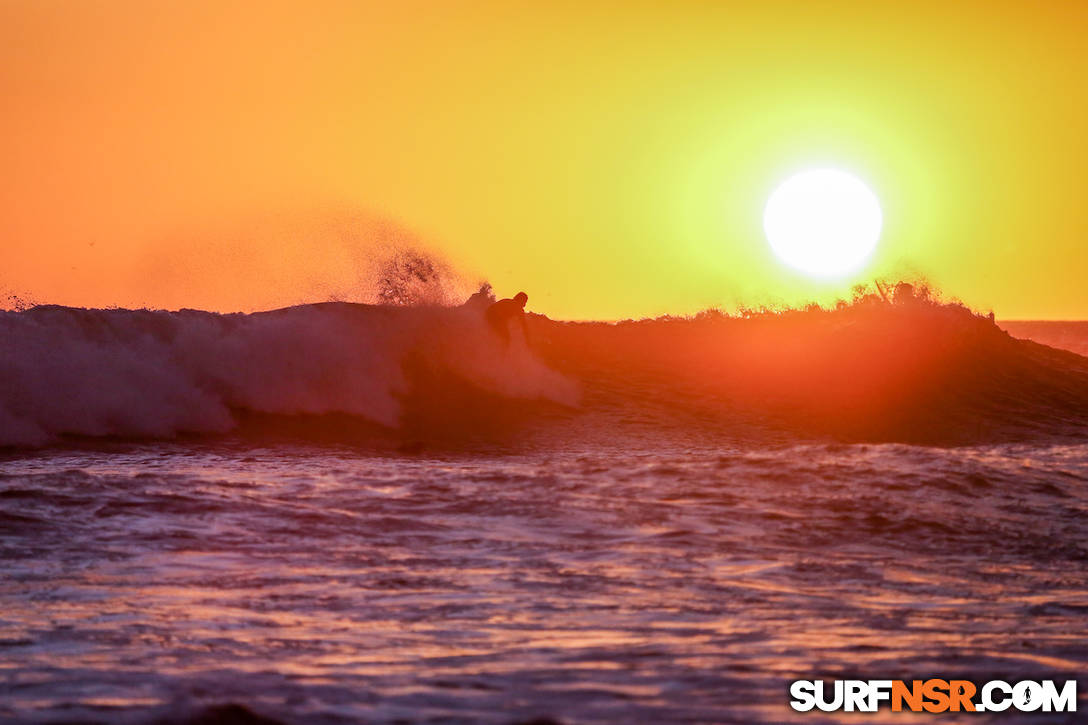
(2, 303), (1088, 724)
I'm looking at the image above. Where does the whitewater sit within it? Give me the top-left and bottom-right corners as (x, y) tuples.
(0, 302), (577, 448)
(2, 298), (1087, 723)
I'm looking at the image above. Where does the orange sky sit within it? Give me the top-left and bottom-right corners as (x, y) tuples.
(3, 1), (1086, 319)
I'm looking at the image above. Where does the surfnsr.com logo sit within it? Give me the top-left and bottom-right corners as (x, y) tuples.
(790, 679), (1077, 713)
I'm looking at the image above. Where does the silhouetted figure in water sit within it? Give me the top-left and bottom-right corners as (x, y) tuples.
(893, 282), (916, 305)
(464, 283), (495, 311)
(486, 291), (529, 346)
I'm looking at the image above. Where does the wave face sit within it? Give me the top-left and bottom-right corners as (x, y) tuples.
(532, 302), (1088, 445)
(2, 300), (1088, 447)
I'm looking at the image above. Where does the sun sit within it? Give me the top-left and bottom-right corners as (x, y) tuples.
(763, 168), (883, 278)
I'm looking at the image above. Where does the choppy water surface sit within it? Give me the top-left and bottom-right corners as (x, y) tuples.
(2, 442), (1087, 724)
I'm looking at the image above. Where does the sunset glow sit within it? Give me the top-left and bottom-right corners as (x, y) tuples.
(4, 3), (1088, 724)
(3, 2), (1088, 318)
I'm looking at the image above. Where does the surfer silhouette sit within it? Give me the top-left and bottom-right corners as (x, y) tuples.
(464, 283), (494, 311)
(486, 291), (529, 347)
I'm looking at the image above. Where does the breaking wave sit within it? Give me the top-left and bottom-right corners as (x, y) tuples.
(0, 301), (577, 447)
(2, 294), (1088, 448)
